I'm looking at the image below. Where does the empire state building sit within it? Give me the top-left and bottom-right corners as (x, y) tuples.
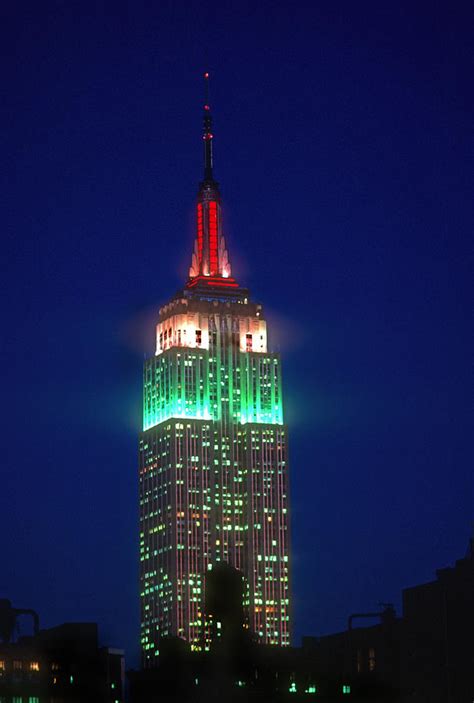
(139, 77), (290, 665)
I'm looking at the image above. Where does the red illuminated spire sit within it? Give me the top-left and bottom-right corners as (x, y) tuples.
(188, 73), (236, 288)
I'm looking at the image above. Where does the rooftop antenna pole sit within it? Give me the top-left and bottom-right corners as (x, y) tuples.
(203, 72), (214, 181)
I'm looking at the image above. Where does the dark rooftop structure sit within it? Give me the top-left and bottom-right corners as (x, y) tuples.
(0, 600), (124, 703)
(128, 532), (474, 702)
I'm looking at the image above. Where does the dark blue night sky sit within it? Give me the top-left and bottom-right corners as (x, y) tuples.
(2, 1), (472, 667)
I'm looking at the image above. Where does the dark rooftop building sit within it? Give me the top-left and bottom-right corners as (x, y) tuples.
(401, 532), (474, 703)
(0, 600), (124, 703)
(301, 604), (402, 700)
(128, 532), (474, 702)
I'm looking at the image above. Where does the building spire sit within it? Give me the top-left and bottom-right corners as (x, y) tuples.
(187, 73), (238, 290)
(203, 72), (214, 182)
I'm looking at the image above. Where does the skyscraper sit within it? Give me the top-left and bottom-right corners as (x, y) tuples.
(139, 77), (290, 666)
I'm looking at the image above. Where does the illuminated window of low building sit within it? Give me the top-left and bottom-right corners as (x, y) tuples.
(29, 662), (40, 671)
(368, 647), (376, 671)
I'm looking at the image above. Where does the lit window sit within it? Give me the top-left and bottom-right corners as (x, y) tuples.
(368, 647), (376, 671)
(29, 662), (40, 671)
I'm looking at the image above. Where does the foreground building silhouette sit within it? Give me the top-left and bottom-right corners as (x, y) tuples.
(129, 532), (474, 702)
(0, 600), (124, 703)
(139, 76), (290, 663)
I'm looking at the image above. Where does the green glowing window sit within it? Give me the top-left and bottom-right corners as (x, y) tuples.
(342, 684), (351, 694)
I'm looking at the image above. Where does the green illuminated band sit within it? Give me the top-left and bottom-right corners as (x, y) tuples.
(143, 347), (283, 430)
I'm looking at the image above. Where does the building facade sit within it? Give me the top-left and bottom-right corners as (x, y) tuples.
(0, 604), (124, 703)
(401, 533), (474, 703)
(139, 81), (290, 664)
